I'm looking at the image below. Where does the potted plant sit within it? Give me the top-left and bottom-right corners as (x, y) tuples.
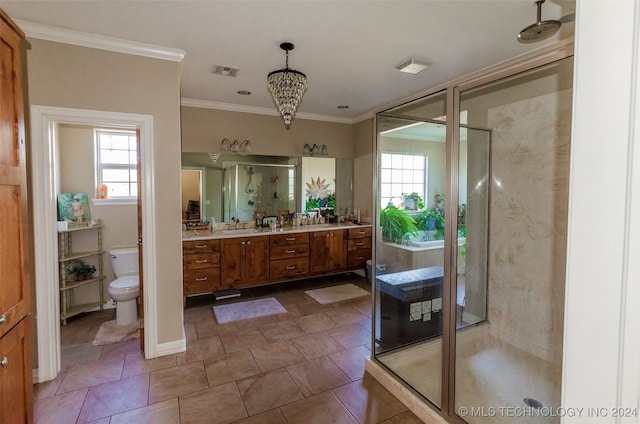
(419, 209), (445, 234)
(402, 192), (424, 211)
(380, 205), (418, 243)
(65, 260), (96, 281)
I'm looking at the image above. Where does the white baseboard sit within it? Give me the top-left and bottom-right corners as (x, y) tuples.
(154, 337), (186, 358)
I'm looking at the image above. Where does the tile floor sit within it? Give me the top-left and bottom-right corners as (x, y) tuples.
(35, 273), (426, 424)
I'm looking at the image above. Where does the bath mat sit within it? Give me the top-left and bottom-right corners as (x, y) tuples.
(305, 283), (370, 305)
(92, 320), (140, 346)
(213, 297), (287, 324)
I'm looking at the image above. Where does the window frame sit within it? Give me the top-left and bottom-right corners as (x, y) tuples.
(380, 152), (428, 209)
(94, 128), (138, 203)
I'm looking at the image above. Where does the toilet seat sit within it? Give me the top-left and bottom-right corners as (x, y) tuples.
(109, 275), (139, 293)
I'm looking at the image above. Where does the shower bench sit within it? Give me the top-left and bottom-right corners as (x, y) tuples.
(376, 266), (444, 349)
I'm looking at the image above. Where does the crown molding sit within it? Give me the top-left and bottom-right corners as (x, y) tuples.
(181, 98), (356, 125)
(15, 19), (186, 63)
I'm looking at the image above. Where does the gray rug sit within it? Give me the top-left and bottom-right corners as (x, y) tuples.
(305, 283), (370, 304)
(92, 319), (140, 346)
(213, 297), (287, 324)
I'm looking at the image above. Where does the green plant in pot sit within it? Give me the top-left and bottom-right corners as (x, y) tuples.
(66, 260), (96, 281)
(380, 205), (418, 243)
(419, 208), (445, 234)
(402, 192), (424, 210)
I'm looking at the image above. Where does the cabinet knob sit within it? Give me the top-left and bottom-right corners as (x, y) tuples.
(285, 237), (296, 241)
(195, 259), (208, 263)
(0, 314), (5, 325)
(195, 244), (208, 249)
(195, 277), (208, 281)
(0, 357), (7, 367)
(285, 249), (296, 254)
(247, 241), (251, 245)
(286, 265), (296, 270)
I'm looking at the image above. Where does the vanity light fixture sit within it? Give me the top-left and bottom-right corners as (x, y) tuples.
(220, 138), (252, 154)
(303, 143), (328, 156)
(267, 42), (308, 128)
(395, 57), (432, 74)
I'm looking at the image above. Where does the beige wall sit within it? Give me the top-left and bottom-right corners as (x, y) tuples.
(27, 39), (184, 346)
(181, 106), (354, 158)
(353, 118), (374, 221)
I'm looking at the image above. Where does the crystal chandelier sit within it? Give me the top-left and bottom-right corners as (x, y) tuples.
(267, 42), (307, 127)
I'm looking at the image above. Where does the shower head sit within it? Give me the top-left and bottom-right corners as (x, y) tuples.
(517, 0), (561, 44)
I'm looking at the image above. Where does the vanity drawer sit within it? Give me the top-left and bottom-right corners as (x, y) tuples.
(348, 227), (371, 239)
(270, 233), (309, 247)
(183, 252), (220, 269)
(270, 257), (309, 280)
(347, 249), (371, 269)
(183, 267), (222, 295)
(348, 237), (371, 251)
(270, 243), (309, 261)
(183, 239), (220, 255)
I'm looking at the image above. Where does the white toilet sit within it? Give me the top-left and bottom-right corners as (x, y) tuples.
(108, 247), (140, 325)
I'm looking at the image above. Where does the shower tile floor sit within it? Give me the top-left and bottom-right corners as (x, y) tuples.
(378, 323), (562, 424)
(37, 274), (429, 424)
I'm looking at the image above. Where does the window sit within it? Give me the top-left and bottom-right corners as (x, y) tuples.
(380, 153), (426, 208)
(95, 129), (137, 198)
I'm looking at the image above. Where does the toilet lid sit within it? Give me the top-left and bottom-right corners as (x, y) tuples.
(110, 275), (139, 289)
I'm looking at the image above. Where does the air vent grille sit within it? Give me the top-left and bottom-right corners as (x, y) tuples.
(212, 65), (239, 77)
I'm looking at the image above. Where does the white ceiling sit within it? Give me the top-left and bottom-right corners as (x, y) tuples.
(1, 0), (575, 123)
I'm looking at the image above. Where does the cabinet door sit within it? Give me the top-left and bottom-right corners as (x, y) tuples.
(0, 316), (33, 424)
(244, 236), (269, 286)
(0, 12), (30, 339)
(220, 238), (244, 287)
(326, 230), (347, 272)
(309, 231), (328, 273)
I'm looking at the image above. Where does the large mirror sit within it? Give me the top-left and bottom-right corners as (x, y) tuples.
(181, 153), (353, 223)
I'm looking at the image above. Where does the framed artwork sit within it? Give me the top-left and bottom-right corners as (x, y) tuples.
(58, 193), (91, 225)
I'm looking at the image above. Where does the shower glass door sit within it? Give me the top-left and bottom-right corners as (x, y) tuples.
(374, 91), (447, 409)
(454, 57), (573, 423)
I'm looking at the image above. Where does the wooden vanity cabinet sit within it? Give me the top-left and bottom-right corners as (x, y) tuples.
(221, 236), (269, 288)
(183, 239), (221, 303)
(310, 229), (347, 274)
(269, 233), (310, 281)
(347, 227), (372, 269)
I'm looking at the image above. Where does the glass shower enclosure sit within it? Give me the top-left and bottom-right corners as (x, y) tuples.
(373, 56), (572, 423)
(223, 162), (297, 222)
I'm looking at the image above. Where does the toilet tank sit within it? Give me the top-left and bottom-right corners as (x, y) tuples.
(109, 247), (139, 277)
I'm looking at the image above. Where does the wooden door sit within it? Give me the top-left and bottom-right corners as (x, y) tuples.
(0, 8), (33, 423)
(221, 238), (244, 287)
(136, 129), (144, 351)
(244, 236), (269, 285)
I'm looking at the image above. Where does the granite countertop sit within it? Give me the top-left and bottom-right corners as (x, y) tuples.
(182, 222), (372, 241)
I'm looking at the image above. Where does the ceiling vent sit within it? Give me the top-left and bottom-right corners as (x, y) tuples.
(212, 65), (239, 77)
(395, 57), (432, 74)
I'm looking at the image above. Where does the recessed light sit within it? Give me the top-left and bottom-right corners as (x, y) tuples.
(237, 90), (251, 95)
(337, 105), (349, 109)
(395, 57), (432, 74)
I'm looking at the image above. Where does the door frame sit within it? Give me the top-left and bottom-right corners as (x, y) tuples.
(30, 105), (157, 382)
